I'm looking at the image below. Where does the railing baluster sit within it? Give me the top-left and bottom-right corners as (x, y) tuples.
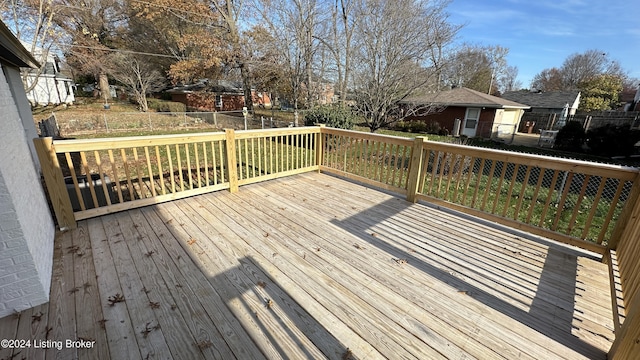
(250, 138), (256, 178)
(501, 163), (520, 217)
(194, 143), (201, 187)
(444, 153), (458, 201)
(203, 142), (210, 186)
(491, 161), (507, 214)
(94, 150), (111, 206)
(269, 136), (273, 174)
(185, 143), (193, 189)
(65, 152), (85, 211)
(175, 144), (184, 191)
(597, 181), (625, 244)
(452, 155), (466, 202)
(378, 142), (386, 183)
(218, 140), (225, 183)
(566, 174), (591, 234)
(461, 156), (476, 206)
(79, 151), (99, 209)
(581, 177), (607, 239)
(155, 145), (166, 195)
(480, 159), (497, 211)
(132, 148), (147, 198)
(552, 172), (574, 231)
(120, 148), (135, 201)
(108, 149), (124, 203)
(166, 145), (176, 193)
(513, 165), (532, 220)
(428, 151), (440, 196)
(526, 168), (546, 223)
(144, 146), (156, 197)
(471, 158), (486, 208)
(539, 170), (560, 227)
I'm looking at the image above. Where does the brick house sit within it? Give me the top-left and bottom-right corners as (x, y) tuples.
(168, 80), (271, 111)
(0, 20), (56, 318)
(402, 87), (529, 140)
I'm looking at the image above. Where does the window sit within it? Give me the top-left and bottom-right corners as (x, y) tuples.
(465, 108), (480, 128)
(215, 95), (223, 108)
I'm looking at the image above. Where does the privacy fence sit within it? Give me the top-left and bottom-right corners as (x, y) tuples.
(521, 111), (640, 133)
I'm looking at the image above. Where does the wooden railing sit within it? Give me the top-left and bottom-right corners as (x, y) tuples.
(321, 128), (640, 255)
(607, 191), (640, 359)
(320, 128), (414, 194)
(35, 126), (640, 357)
(34, 127), (320, 230)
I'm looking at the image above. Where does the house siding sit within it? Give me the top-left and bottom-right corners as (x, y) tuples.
(0, 64), (55, 318)
(406, 107), (465, 134)
(25, 74), (75, 106)
(171, 92), (246, 112)
(406, 106), (496, 138)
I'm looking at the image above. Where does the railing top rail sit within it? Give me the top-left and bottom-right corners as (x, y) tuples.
(52, 131), (227, 152)
(421, 139), (640, 179)
(321, 127), (414, 146)
(234, 126), (321, 139)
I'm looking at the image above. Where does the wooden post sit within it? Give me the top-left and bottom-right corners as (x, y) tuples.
(316, 125), (326, 172)
(225, 129), (239, 193)
(33, 137), (77, 230)
(608, 291), (640, 359)
(406, 137), (426, 203)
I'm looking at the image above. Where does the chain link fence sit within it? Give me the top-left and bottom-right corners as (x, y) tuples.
(49, 110), (302, 136)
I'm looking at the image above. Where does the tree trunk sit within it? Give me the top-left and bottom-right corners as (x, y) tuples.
(98, 72), (111, 102)
(240, 63), (253, 110)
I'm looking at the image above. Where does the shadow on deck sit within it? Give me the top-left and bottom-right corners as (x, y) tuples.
(0, 173), (614, 359)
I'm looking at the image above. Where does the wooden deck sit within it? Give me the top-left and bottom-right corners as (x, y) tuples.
(0, 173), (615, 359)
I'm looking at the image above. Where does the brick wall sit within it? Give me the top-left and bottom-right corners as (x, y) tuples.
(0, 64), (55, 318)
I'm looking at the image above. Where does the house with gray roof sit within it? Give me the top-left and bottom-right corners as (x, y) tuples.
(501, 90), (580, 117)
(402, 87), (529, 140)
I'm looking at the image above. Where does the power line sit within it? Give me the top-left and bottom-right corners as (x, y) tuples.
(58, 43), (196, 60)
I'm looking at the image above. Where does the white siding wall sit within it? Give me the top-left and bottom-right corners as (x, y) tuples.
(25, 73), (75, 106)
(0, 64), (55, 318)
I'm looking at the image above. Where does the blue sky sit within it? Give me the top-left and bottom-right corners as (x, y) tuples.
(446, 0), (640, 88)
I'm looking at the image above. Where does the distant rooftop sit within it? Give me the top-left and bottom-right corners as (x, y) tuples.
(501, 90), (580, 109)
(403, 87), (529, 109)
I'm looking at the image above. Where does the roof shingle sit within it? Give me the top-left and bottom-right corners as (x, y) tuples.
(403, 87), (529, 109)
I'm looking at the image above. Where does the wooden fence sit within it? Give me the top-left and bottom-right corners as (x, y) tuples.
(34, 126), (640, 357)
(34, 127), (321, 230)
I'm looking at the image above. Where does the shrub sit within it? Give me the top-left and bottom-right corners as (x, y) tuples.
(586, 124), (640, 157)
(304, 105), (356, 129)
(147, 99), (186, 113)
(554, 121), (585, 152)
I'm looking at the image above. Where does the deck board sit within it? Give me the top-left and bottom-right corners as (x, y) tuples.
(0, 173), (614, 359)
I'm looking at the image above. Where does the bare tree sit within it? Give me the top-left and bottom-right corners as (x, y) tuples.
(109, 54), (166, 112)
(532, 50), (628, 91)
(352, 0), (457, 132)
(441, 44), (509, 95)
(497, 65), (522, 93)
(251, 0), (320, 110)
(54, 0), (129, 102)
(1, 0), (63, 98)
(530, 67), (564, 91)
(206, 0), (254, 110)
(315, 0), (359, 106)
